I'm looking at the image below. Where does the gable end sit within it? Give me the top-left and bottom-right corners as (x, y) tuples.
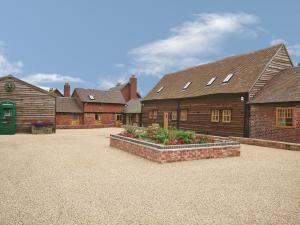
(249, 45), (293, 99)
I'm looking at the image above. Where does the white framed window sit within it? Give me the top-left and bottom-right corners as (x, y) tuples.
(276, 107), (295, 128)
(182, 81), (192, 90)
(206, 77), (216, 86)
(171, 111), (177, 121)
(211, 110), (220, 122)
(222, 73), (234, 83)
(222, 110), (231, 123)
(157, 86), (164, 93)
(180, 110), (188, 121)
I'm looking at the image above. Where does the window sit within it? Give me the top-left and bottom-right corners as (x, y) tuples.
(95, 114), (101, 121)
(153, 110), (158, 119)
(211, 110), (220, 122)
(72, 114), (79, 121)
(149, 110), (157, 119)
(149, 111), (153, 119)
(89, 95), (95, 100)
(222, 73), (234, 83)
(182, 81), (192, 90)
(206, 77), (216, 86)
(116, 114), (123, 121)
(276, 107), (295, 127)
(180, 110), (188, 121)
(157, 86), (164, 93)
(222, 110), (231, 123)
(171, 111), (177, 121)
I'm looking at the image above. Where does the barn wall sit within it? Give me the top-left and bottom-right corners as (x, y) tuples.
(0, 77), (56, 133)
(142, 94), (247, 137)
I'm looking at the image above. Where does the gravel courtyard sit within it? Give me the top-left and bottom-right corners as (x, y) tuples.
(0, 128), (299, 225)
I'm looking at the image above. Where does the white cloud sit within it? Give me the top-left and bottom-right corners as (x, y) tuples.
(289, 45), (300, 57)
(270, 38), (286, 46)
(0, 42), (23, 76)
(114, 63), (125, 68)
(98, 76), (127, 89)
(129, 12), (259, 77)
(22, 73), (85, 85)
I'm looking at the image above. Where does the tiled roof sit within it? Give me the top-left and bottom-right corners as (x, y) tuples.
(56, 97), (83, 113)
(125, 99), (142, 113)
(143, 44), (284, 101)
(73, 88), (126, 104)
(250, 67), (300, 103)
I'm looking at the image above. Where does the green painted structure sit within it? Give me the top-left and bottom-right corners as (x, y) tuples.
(0, 100), (16, 135)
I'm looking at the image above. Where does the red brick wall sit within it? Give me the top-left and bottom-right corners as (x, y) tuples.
(121, 85), (131, 102)
(84, 103), (124, 113)
(56, 113), (83, 125)
(250, 104), (300, 143)
(83, 113), (116, 126)
(110, 135), (240, 163)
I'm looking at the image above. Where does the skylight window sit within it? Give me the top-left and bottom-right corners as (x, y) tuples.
(206, 77), (216, 86)
(89, 95), (95, 100)
(182, 81), (192, 90)
(157, 86), (164, 93)
(222, 73), (234, 83)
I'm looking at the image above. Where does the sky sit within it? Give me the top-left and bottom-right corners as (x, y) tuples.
(0, 0), (299, 96)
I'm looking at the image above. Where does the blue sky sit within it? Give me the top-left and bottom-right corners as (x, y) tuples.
(0, 0), (299, 96)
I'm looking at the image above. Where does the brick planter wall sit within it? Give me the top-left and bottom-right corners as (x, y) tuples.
(110, 135), (240, 163)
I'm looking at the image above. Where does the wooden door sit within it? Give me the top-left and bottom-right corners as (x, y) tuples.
(163, 112), (168, 129)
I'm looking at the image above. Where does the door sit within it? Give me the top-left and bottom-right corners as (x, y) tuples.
(0, 101), (16, 135)
(163, 112), (168, 129)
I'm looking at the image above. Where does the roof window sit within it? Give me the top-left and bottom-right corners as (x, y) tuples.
(157, 86), (164, 93)
(206, 77), (216, 86)
(89, 95), (95, 100)
(222, 73), (234, 83)
(182, 81), (192, 90)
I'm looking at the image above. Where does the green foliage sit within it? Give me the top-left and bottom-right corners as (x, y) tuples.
(154, 128), (169, 144)
(154, 128), (196, 144)
(124, 125), (204, 145)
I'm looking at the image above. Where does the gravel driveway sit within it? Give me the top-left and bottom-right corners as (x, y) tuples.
(0, 128), (299, 225)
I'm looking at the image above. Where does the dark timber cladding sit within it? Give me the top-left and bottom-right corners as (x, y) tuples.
(142, 94), (247, 137)
(142, 44), (293, 137)
(0, 75), (56, 133)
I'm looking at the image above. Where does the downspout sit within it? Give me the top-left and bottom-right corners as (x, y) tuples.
(243, 94), (250, 138)
(177, 100), (180, 129)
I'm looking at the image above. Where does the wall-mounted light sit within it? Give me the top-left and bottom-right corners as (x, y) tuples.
(241, 96), (244, 101)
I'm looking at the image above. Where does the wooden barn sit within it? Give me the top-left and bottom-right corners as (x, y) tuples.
(142, 44), (294, 138)
(0, 75), (56, 134)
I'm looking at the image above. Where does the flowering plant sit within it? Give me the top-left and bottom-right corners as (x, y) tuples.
(32, 121), (52, 127)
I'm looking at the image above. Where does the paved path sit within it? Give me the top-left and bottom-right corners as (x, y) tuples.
(0, 128), (299, 225)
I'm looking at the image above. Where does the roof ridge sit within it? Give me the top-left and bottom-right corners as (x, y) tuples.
(165, 44), (284, 77)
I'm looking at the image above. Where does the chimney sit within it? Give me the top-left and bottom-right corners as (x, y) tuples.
(129, 75), (137, 100)
(64, 82), (70, 97)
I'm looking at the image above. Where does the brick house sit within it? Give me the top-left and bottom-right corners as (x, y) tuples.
(142, 44), (298, 140)
(56, 75), (142, 128)
(249, 67), (300, 143)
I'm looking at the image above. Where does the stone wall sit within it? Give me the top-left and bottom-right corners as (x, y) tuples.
(110, 135), (240, 163)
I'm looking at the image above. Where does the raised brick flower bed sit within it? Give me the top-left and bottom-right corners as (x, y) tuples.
(110, 134), (240, 163)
